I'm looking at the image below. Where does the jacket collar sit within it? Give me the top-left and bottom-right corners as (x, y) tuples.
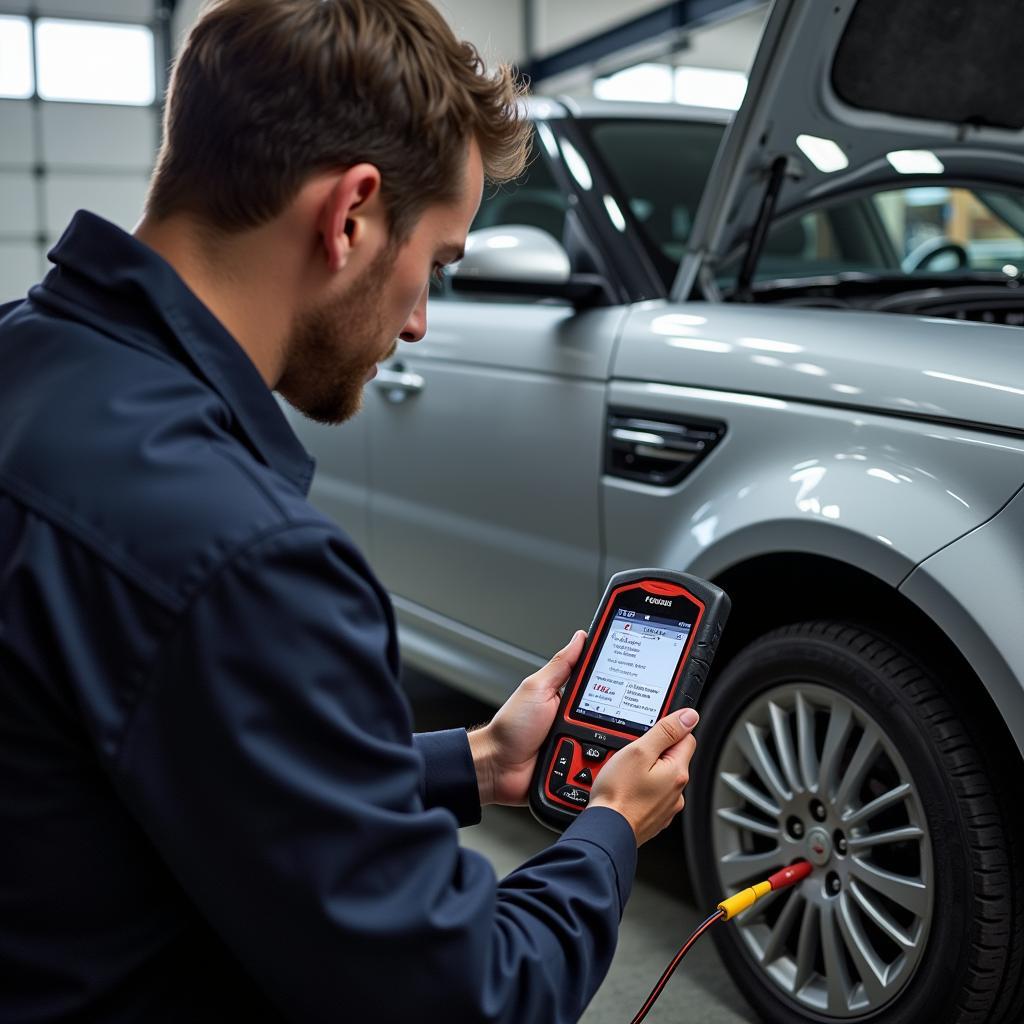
(35, 211), (316, 495)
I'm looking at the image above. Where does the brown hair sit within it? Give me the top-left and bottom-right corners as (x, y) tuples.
(146, 0), (530, 240)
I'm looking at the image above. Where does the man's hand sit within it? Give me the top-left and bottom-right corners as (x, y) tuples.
(589, 708), (699, 846)
(468, 630), (586, 806)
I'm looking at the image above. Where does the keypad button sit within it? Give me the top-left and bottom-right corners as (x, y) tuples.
(557, 786), (590, 807)
(573, 768), (593, 785)
(549, 739), (573, 787)
(582, 745), (606, 762)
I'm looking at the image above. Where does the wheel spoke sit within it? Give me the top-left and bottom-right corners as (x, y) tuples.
(718, 848), (783, 888)
(819, 902), (854, 1014)
(842, 782), (912, 826)
(717, 807), (781, 839)
(849, 856), (928, 917)
(794, 896), (820, 992)
(711, 680), (933, 1019)
(795, 691), (818, 793)
(847, 825), (923, 850)
(833, 725), (879, 813)
(848, 878), (916, 949)
(738, 722), (793, 804)
(770, 700), (804, 795)
(721, 771), (781, 818)
(760, 889), (804, 965)
(836, 891), (889, 1004)
(818, 700), (853, 800)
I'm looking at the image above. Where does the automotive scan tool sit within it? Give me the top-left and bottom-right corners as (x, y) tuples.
(529, 568), (730, 832)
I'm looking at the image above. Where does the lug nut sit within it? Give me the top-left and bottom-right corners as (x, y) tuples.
(788, 816), (805, 839)
(826, 871), (841, 896)
(834, 830), (848, 856)
(810, 800), (827, 822)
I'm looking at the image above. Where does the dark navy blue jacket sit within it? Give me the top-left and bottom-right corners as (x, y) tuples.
(0, 212), (637, 1023)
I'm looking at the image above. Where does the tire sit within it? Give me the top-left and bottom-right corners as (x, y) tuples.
(682, 621), (1024, 1024)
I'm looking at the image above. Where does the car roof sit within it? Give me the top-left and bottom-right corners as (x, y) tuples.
(527, 94), (733, 126)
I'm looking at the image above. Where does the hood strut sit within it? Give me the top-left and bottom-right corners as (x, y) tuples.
(734, 155), (788, 302)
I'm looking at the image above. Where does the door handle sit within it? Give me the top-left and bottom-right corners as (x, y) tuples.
(374, 364), (425, 404)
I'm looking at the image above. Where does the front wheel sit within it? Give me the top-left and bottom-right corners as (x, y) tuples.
(683, 621), (1023, 1024)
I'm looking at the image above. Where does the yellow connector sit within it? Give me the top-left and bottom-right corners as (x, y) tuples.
(717, 880), (771, 921)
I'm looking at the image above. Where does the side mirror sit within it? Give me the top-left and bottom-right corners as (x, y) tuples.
(449, 225), (613, 306)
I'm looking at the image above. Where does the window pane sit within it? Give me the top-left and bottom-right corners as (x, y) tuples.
(584, 119), (725, 288)
(471, 137), (568, 242)
(0, 16), (33, 99)
(36, 19), (154, 106)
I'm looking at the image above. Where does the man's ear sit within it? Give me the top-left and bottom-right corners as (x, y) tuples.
(319, 164), (383, 274)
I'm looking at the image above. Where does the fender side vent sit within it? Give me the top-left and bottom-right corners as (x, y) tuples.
(606, 411), (725, 487)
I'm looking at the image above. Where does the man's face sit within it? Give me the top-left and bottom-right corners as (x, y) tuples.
(278, 142), (484, 425)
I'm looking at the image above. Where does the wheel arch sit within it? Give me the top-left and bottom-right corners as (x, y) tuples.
(698, 551), (1023, 778)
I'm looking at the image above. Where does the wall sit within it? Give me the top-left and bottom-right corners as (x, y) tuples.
(0, 0), (158, 301)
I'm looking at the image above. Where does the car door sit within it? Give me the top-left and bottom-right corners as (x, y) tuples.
(366, 135), (624, 658)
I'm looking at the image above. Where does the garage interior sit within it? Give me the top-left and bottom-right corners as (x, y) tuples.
(2, 2), (1022, 1023)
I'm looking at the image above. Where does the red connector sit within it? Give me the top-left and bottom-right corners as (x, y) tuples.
(768, 860), (813, 890)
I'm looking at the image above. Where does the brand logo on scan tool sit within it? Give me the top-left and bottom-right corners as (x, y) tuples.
(645, 595), (673, 607)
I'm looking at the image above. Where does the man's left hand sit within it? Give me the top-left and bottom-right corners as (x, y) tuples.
(468, 630), (587, 807)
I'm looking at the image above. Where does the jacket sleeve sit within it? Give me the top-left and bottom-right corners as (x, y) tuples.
(114, 522), (636, 1024)
(412, 729), (483, 828)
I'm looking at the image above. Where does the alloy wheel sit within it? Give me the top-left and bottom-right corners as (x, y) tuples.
(711, 682), (933, 1018)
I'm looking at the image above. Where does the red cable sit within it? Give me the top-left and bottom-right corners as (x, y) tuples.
(628, 910), (724, 1024)
(627, 861), (812, 1023)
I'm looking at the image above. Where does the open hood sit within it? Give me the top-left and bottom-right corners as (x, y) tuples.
(672, 0), (1024, 301)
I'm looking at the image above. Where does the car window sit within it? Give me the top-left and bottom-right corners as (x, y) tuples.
(430, 134), (569, 301)
(471, 139), (569, 241)
(582, 119), (725, 290)
(720, 185), (1024, 288)
(581, 119), (724, 290)
(873, 186), (1024, 273)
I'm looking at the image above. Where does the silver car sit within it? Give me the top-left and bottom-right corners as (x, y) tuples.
(287, 2), (1024, 1021)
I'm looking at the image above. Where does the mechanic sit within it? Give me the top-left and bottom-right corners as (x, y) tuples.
(0, 1), (700, 1021)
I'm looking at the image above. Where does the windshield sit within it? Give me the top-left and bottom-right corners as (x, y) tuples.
(582, 118), (1024, 294)
(715, 185), (1024, 291)
(581, 119), (726, 290)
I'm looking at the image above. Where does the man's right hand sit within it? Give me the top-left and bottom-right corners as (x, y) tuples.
(588, 708), (699, 846)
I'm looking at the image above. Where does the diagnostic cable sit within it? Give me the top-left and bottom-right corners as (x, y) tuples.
(629, 861), (814, 1024)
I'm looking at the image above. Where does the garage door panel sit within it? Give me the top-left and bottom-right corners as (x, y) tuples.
(0, 102), (34, 169)
(41, 103), (155, 170)
(34, 1), (152, 19)
(0, 243), (42, 302)
(0, 172), (37, 236)
(45, 174), (148, 235)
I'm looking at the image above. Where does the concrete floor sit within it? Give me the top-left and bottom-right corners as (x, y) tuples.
(405, 670), (759, 1024)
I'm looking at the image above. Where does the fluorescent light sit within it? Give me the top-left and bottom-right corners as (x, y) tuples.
(595, 63), (673, 104)
(793, 362), (828, 377)
(535, 122), (559, 160)
(924, 370), (1024, 396)
(484, 235), (519, 250)
(675, 66), (747, 110)
(651, 314), (708, 334)
(603, 194), (627, 232)
(796, 134), (849, 173)
(739, 336), (803, 353)
(36, 19), (155, 106)
(0, 16), (33, 99)
(559, 139), (593, 191)
(886, 150), (945, 175)
(667, 337), (732, 353)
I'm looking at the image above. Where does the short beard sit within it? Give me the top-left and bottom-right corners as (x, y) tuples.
(277, 243), (397, 425)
